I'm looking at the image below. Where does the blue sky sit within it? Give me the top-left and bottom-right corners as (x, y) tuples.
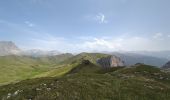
(0, 0), (170, 52)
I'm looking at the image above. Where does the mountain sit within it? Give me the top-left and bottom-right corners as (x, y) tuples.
(0, 61), (170, 100)
(59, 53), (109, 65)
(162, 61), (170, 69)
(97, 55), (125, 68)
(0, 41), (62, 57)
(108, 52), (169, 67)
(0, 41), (20, 56)
(21, 49), (61, 57)
(129, 51), (170, 60)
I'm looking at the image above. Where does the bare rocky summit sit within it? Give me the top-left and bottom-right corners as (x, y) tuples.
(97, 56), (125, 68)
(0, 41), (21, 56)
(0, 41), (61, 57)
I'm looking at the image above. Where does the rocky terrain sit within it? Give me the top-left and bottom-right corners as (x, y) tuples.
(0, 41), (20, 56)
(110, 52), (169, 67)
(0, 41), (61, 57)
(97, 56), (125, 68)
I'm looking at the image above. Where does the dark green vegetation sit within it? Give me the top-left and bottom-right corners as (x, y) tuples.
(0, 57), (170, 100)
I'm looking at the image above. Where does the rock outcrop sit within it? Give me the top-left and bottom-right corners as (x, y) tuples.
(97, 56), (125, 68)
(0, 41), (21, 56)
(162, 61), (170, 69)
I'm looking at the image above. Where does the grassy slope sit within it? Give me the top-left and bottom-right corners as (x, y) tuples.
(0, 62), (170, 100)
(33, 53), (109, 78)
(0, 54), (73, 85)
(59, 52), (109, 65)
(0, 53), (107, 85)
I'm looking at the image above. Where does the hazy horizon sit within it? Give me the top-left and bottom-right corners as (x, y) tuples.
(0, 0), (170, 52)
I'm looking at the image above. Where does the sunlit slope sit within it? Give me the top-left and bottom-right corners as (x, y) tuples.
(0, 54), (73, 85)
(0, 62), (170, 100)
(59, 53), (109, 65)
(34, 53), (109, 78)
(0, 53), (108, 85)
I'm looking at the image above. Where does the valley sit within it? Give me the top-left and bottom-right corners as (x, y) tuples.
(1, 0), (170, 99)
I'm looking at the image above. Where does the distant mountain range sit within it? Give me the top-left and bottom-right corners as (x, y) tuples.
(110, 52), (169, 67)
(0, 41), (169, 67)
(20, 49), (61, 57)
(0, 41), (61, 57)
(129, 51), (170, 60)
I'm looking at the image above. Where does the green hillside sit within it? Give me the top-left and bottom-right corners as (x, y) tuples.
(0, 54), (73, 85)
(0, 61), (170, 100)
(33, 53), (109, 78)
(0, 53), (108, 85)
(59, 52), (109, 65)
(34, 53), (108, 78)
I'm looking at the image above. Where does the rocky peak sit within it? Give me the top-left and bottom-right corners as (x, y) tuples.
(97, 56), (125, 68)
(0, 41), (20, 56)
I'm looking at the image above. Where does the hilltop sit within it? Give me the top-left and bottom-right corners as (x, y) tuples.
(0, 53), (111, 85)
(0, 61), (170, 100)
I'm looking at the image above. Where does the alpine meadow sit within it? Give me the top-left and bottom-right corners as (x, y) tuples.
(0, 0), (170, 100)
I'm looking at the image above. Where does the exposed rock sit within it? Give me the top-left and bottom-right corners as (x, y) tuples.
(0, 41), (20, 56)
(97, 56), (125, 68)
(162, 61), (170, 69)
(0, 41), (63, 57)
(107, 52), (168, 67)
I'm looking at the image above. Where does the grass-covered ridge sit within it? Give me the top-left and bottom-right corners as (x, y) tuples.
(0, 61), (170, 100)
(0, 53), (109, 85)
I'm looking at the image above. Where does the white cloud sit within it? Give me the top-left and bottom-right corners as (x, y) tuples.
(95, 13), (108, 24)
(85, 13), (108, 24)
(19, 33), (170, 53)
(83, 38), (114, 49)
(25, 21), (35, 27)
(74, 34), (170, 52)
(153, 33), (163, 39)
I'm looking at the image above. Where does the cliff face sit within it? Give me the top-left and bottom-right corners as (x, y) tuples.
(97, 56), (125, 68)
